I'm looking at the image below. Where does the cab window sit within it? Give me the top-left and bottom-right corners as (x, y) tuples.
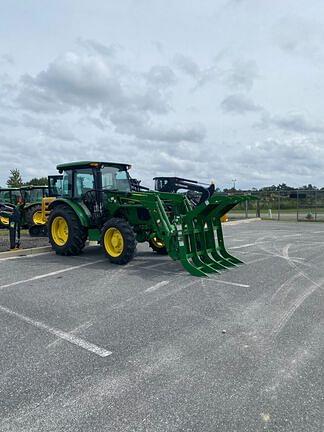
(74, 169), (95, 198)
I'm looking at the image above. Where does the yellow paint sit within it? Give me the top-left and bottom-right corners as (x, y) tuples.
(0, 216), (9, 225)
(32, 211), (44, 225)
(151, 237), (165, 248)
(51, 216), (69, 246)
(104, 227), (124, 257)
(40, 197), (56, 223)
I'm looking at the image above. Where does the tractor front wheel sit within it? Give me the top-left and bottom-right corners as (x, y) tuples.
(101, 218), (136, 265)
(149, 237), (168, 255)
(48, 205), (88, 255)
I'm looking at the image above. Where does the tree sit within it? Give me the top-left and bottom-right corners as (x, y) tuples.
(24, 177), (48, 186)
(6, 168), (23, 187)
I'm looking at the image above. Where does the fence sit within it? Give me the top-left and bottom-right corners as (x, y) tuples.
(227, 189), (324, 222)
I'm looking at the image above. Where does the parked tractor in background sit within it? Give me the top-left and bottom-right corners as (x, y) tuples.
(0, 176), (63, 236)
(46, 161), (256, 277)
(0, 187), (21, 227)
(20, 185), (48, 229)
(154, 176), (229, 222)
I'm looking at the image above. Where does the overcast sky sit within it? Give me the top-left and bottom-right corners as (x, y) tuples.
(1, 0), (324, 189)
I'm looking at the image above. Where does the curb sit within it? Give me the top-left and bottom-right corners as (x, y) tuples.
(0, 246), (52, 260)
(226, 217), (261, 226)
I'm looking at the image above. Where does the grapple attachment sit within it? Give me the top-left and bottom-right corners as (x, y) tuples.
(173, 194), (256, 277)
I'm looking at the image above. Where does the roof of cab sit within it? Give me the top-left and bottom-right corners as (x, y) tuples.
(56, 161), (131, 171)
(20, 185), (48, 190)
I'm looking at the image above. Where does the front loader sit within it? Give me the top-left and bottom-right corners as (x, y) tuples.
(45, 161), (256, 277)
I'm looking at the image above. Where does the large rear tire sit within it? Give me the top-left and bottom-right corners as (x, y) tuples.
(149, 237), (168, 255)
(48, 205), (87, 255)
(101, 218), (136, 265)
(24, 204), (43, 227)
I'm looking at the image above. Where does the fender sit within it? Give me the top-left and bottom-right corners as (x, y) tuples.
(48, 198), (91, 227)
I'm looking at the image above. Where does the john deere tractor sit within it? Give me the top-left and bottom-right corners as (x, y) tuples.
(45, 161), (256, 277)
(0, 188), (21, 228)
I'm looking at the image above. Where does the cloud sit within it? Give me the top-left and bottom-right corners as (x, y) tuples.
(17, 45), (170, 116)
(274, 16), (324, 63)
(233, 136), (324, 183)
(0, 54), (14, 66)
(259, 112), (324, 134)
(173, 53), (200, 78)
(145, 65), (177, 87)
(221, 94), (263, 114)
(110, 108), (206, 143)
(224, 59), (259, 90)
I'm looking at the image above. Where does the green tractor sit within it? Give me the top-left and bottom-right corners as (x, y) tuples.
(19, 185), (49, 228)
(0, 187), (22, 227)
(46, 161), (256, 277)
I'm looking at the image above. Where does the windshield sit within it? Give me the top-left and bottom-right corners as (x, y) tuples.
(22, 188), (46, 203)
(101, 166), (130, 192)
(49, 177), (63, 197)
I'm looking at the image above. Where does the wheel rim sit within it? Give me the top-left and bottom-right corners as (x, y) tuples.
(32, 211), (43, 225)
(151, 237), (165, 248)
(0, 216), (9, 225)
(51, 216), (69, 246)
(104, 227), (124, 257)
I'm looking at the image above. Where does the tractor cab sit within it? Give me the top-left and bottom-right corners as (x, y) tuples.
(154, 176), (215, 205)
(48, 175), (63, 197)
(57, 161), (132, 200)
(57, 161), (132, 217)
(20, 185), (49, 204)
(0, 187), (21, 205)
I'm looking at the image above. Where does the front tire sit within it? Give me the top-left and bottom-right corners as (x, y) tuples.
(101, 218), (136, 265)
(48, 205), (87, 255)
(149, 237), (168, 255)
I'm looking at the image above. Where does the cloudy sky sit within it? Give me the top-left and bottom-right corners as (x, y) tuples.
(1, 0), (324, 189)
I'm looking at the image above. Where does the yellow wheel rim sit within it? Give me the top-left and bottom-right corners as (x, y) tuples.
(51, 216), (69, 246)
(0, 216), (9, 225)
(33, 211), (44, 225)
(104, 227), (124, 257)
(151, 237), (165, 248)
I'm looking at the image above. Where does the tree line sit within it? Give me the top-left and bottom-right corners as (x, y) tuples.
(4, 169), (47, 188)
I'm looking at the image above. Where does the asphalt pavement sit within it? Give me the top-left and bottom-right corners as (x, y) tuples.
(0, 221), (323, 431)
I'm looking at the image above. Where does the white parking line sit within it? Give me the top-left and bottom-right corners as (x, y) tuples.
(0, 259), (106, 290)
(145, 280), (170, 293)
(0, 304), (112, 357)
(0, 252), (52, 262)
(231, 242), (263, 250)
(204, 279), (250, 288)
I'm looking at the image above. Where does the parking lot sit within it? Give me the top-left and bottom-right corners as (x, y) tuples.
(0, 220), (323, 431)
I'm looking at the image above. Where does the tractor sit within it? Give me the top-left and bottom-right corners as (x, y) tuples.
(0, 188), (22, 228)
(19, 185), (49, 229)
(154, 176), (229, 222)
(45, 161), (256, 277)
(22, 177), (63, 236)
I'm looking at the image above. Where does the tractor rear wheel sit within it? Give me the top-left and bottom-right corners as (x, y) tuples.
(149, 237), (168, 255)
(101, 218), (136, 265)
(24, 204), (43, 227)
(48, 205), (87, 255)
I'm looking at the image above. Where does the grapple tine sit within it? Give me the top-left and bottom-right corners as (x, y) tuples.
(176, 222), (218, 277)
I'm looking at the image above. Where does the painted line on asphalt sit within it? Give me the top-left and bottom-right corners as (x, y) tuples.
(0, 252), (52, 262)
(145, 280), (170, 293)
(231, 241), (268, 250)
(0, 259), (106, 290)
(204, 279), (250, 288)
(0, 304), (111, 357)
